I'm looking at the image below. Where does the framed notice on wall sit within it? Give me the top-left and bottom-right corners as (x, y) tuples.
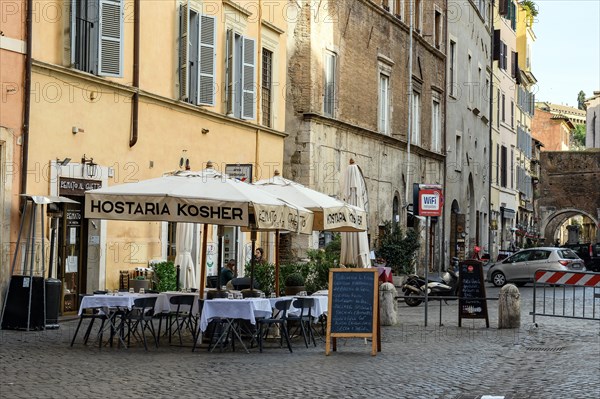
(326, 268), (380, 356)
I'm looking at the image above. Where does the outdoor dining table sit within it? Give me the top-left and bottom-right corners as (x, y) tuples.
(199, 298), (272, 353)
(77, 292), (170, 347)
(268, 295), (329, 318)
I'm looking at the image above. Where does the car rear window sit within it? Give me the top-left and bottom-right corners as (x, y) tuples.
(558, 249), (578, 259)
(593, 244), (600, 256)
(530, 250), (551, 261)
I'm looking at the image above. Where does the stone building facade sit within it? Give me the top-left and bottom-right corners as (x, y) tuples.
(445, 0), (492, 263)
(585, 92), (600, 148)
(531, 108), (573, 151)
(285, 0), (446, 272)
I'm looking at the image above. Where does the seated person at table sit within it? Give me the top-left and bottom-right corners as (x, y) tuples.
(220, 259), (236, 287)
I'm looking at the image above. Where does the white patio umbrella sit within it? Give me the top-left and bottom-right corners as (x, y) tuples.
(175, 222), (196, 290)
(340, 159), (371, 267)
(254, 170), (367, 232)
(85, 166), (313, 296)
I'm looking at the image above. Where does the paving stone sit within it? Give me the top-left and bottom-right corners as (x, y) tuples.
(0, 285), (598, 398)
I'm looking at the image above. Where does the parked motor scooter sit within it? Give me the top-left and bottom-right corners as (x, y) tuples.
(401, 265), (459, 307)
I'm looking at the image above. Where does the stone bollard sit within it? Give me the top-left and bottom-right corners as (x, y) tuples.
(379, 282), (398, 326)
(498, 284), (521, 329)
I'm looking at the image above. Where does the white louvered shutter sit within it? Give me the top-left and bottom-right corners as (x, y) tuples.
(98, 0), (123, 77)
(198, 15), (216, 106)
(225, 29), (234, 115)
(241, 37), (256, 119)
(179, 2), (190, 101)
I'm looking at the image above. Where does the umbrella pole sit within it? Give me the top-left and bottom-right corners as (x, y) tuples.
(250, 230), (256, 292)
(215, 225), (226, 297)
(275, 230), (280, 297)
(199, 224), (208, 299)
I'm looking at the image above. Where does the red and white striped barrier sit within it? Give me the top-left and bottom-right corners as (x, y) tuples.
(535, 270), (600, 287)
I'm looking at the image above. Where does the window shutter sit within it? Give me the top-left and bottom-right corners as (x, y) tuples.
(179, 2), (190, 101)
(499, 0), (508, 16)
(511, 51), (516, 77)
(98, 0), (123, 77)
(501, 43), (507, 70)
(198, 15), (216, 106)
(225, 29), (234, 115)
(241, 37), (256, 119)
(493, 30), (500, 61)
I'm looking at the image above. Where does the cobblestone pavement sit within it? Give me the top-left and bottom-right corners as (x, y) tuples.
(1, 285), (598, 399)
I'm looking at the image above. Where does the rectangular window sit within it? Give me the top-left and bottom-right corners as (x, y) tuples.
(324, 51), (337, 117)
(511, 100), (514, 127)
(455, 134), (462, 171)
(394, 0), (404, 20)
(434, 10), (442, 49)
(510, 148), (514, 189)
(432, 100), (441, 152)
(502, 93), (506, 122)
(485, 77), (490, 118)
(261, 48), (273, 127)
(411, 91), (421, 145)
(71, 0), (124, 77)
(179, 7), (216, 106)
(467, 54), (472, 105)
(415, 0), (422, 33)
(501, 145), (507, 187)
(496, 143), (500, 184)
(225, 30), (256, 119)
(449, 41), (456, 97)
(378, 73), (390, 134)
(496, 89), (500, 127)
(502, 43), (508, 70)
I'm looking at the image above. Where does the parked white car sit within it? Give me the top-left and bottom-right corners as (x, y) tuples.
(486, 247), (585, 287)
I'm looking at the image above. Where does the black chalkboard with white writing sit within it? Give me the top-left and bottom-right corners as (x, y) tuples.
(326, 268), (379, 355)
(458, 260), (489, 327)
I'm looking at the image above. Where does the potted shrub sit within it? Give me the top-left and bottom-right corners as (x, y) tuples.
(284, 272), (305, 296)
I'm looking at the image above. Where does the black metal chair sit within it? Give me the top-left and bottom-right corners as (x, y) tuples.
(70, 294), (109, 347)
(287, 297), (317, 348)
(255, 299), (293, 353)
(165, 295), (196, 346)
(191, 299), (205, 352)
(123, 297), (158, 350)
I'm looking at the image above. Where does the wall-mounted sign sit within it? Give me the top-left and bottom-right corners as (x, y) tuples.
(225, 164), (253, 183)
(60, 177), (102, 196)
(413, 183), (443, 217)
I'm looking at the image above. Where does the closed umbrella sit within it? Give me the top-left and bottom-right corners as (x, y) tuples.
(175, 222), (196, 290)
(340, 159), (371, 267)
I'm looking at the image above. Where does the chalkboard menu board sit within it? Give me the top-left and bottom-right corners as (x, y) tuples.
(458, 260), (489, 328)
(326, 268), (379, 356)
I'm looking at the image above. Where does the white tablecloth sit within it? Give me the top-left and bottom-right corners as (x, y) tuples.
(199, 298), (272, 332)
(78, 293), (170, 315)
(268, 296), (328, 318)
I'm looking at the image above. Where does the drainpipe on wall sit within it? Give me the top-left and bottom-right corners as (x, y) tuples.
(488, 1), (495, 260)
(404, 0), (414, 207)
(20, 0), (33, 200)
(129, 0), (140, 148)
(442, 1), (448, 271)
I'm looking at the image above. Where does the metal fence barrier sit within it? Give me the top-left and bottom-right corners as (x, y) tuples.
(531, 269), (600, 323)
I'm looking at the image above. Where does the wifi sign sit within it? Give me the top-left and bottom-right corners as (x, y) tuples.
(418, 188), (442, 217)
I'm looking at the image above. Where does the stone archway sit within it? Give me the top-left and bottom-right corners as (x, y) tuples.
(541, 208), (599, 244)
(537, 151), (600, 245)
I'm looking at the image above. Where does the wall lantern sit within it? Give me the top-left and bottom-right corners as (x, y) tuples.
(81, 154), (97, 178)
